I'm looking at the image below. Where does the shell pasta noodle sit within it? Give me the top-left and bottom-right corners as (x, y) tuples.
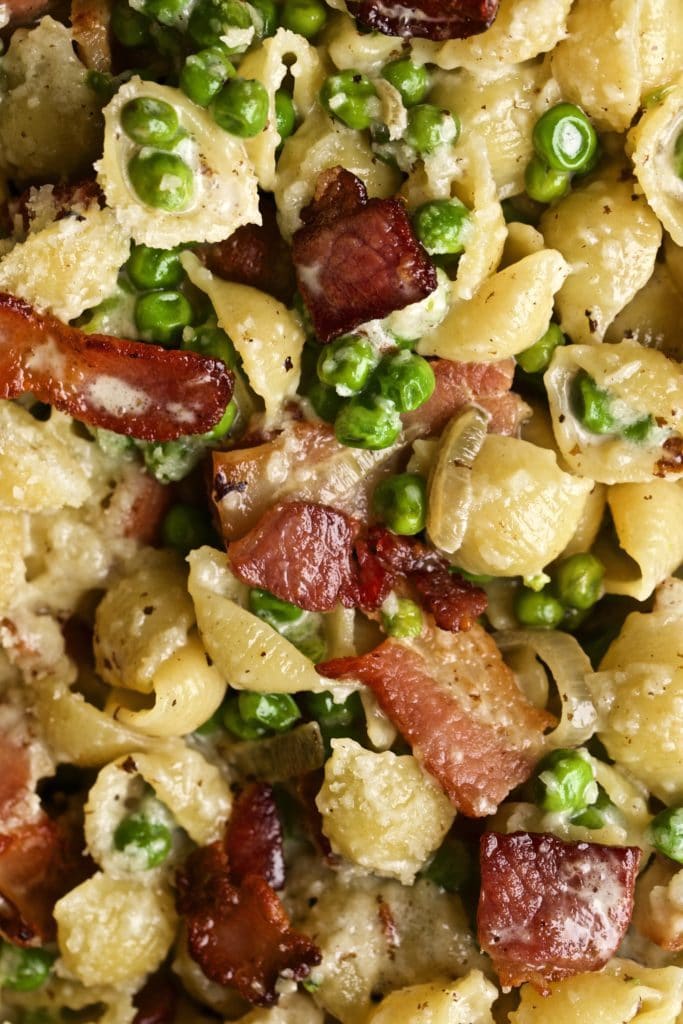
(2, 1), (683, 1023)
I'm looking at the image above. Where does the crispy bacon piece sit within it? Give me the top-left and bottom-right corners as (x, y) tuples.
(292, 167), (437, 342)
(225, 784), (285, 891)
(71, 0), (112, 72)
(177, 840), (320, 1006)
(318, 628), (552, 816)
(104, 466), (171, 544)
(3, 0), (56, 26)
(477, 832), (641, 989)
(200, 194), (296, 305)
(0, 293), (233, 441)
(346, 0), (499, 40)
(132, 970), (179, 1024)
(229, 500), (360, 612)
(1, 180), (103, 240)
(0, 737), (31, 825)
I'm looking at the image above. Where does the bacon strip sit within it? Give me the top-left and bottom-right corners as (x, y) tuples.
(132, 970), (179, 1024)
(3, 0), (56, 26)
(477, 831), (641, 989)
(225, 784), (285, 891)
(0, 293), (233, 441)
(318, 629), (552, 816)
(292, 167), (436, 342)
(176, 840), (320, 1006)
(346, 0), (499, 40)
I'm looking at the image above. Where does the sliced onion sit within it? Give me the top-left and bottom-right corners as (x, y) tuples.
(495, 629), (597, 748)
(426, 404), (489, 554)
(217, 721), (325, 781)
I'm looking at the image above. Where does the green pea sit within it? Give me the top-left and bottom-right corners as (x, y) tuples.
(281, 0), (327, 38)
(211, 77), (269, 137)
(381, 57), (430, 108)
(533, 748), (597, 813)
(161, 502), (213, 551)
(451, 566), (493, 584)
(111, 1), (151, 46)
(516, 322), (566, 374)
(320, 70), (379, 131)
(421, 836), (474, 892)
(128, 244), (184, 290)
(145, 0), (189, 26)
(194, 706), (224, 735)
(304, 690), (361, 730)
(202, 400), (237, 440)
(381, 597), (423, 638)
(648, 807), (683, 862)
(141, 438), (201, 483)
(674, 130), (683, 180)
(372, 351), (435, 413)
(249, 587), (303, 629)
(524, 154), (571, 204)
(533, 102), (599, 174)
(317, 334), (378, 396)
(180, 46), (235, 107)
(372, 472), (427, 536)
(182, 323), (237, 366)
(570, 370), (617, 434)
(405, 103), (459, 155)
(553, 552), (604, 611)
(572, 785), (614, 829)
(622, 414), (656, 443)
(121, 97), (181, 148)
(149, 21), (183, 55)
(515, 587), (564, 629)
(308, 379), (344, 422)
(135, 289), (193, 346)
(250, 0), (278, 35)
(128, 151), (195, 212)
(238, 691), (301, 732)
(223, 696), (268, 739)
(188, 0), (251, 48)
(113, 815), (172, 868)
(334, 395), (402, 450)
(412, 198), (471, 256)
(0, 943), (55, 992)
(275, 89), (296, 140)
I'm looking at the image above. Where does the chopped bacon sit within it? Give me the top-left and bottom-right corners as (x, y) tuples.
(104, 466), (171, 544)
(132, 970), (179, 1024)
(71, 0), (111, 72)
(0, 737), (31, 825)
(1, 180), (103, 240)
(177, 840), (320, 1006)
(346, 0), (499, 40)
(225, 784), (285, 891)
(200, 194), (296, 305)
(477, 831), (641, 989)
(292, 167), (437, 342)
(0, 293), (233, 441)
(3, 0), (56, 26)
(229, 500), (359, 612)
(318, 627), (552, 816)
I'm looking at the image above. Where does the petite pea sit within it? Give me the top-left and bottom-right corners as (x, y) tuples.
(572, 785), (614, 829)
(308, 379), (344, 423)
(194, 706), (224, 735)
(622, 414), (656, 443)
(180, 46), (235, 107)
(281, 0), (327, 38)
(211, 77), (269, 137)
(128, 151), (195, 212)
(161, 502), (213, 552)
(223, 696), (268, 739)
(113, 815), (173, 868)
(304, 690), (361, 730)
(142, 439), (200, 483)
(182, 323), (237, 366)
(533, 102), (599, 174)
(553, 552), (604, 611)
(405, 104), (459, 156)
(648, 807), (683, 863)
(421, 836), (474, 892)
(570, 370), (617, 435)
(334, 395), (402, 450)
(317, 334), (378, 396)
(320, 70), (379, 132)
(372, 472), (427, 536)
(372, 351), (435, 413)
(249, 587), (303, 629)
(0, 943), (55, 992)
(275, 89), (296, 140)
(128, 244), (184, 290)
(188, 0), (251, 48)
(121, 96), (181, 148)
(202, 399), (237, 441)
(111, 1), (151, 46)
(381, 597), (423, 638)
(524, 154), (571, 204)
(515, 587), (564, 629)
(238, 691), (301, 733)
(149, 21), (183, 55)
(250, 0), (278, 36)
(135, 289), (193, 346)
(145, 0), (189, 26)
(533, 748), (597, 814)
(516, 322), (566, 374)
(412, 198), (471, 256)
(381, 57), (430, 108)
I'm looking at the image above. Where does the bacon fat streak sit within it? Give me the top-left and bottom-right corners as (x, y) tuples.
(346, 0), (499, 40)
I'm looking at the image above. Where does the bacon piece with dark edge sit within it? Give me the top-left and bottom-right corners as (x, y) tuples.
(225, 783), (285, 891)
(177, 840), (320, 1006)
(346, 0), (499, 40)
(477, 831), (641, 989)
(3, 0), (56, 27)
(200, 194), (296, 305)
(0, 293), (233, 441)
(318, 628), (553, 816)
(1, 180), (103, 240)
(132, 970), (179, 1024)
(229, 500), (360, 612)
(0, 737), (31, 824)
(292, 167), (437, 342)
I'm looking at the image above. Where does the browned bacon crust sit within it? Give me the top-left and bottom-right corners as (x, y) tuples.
(292, 167), (437, 342)
(478, 832), (641, 989)
(346, 0), (499, 40)
(225, 784), (285, 891)
(0, 293), (233, 440)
